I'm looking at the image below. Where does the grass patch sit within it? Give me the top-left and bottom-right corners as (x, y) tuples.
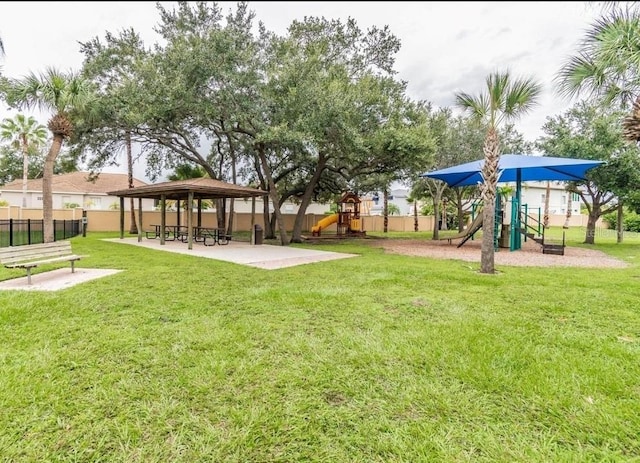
(1, 232), (639, 461)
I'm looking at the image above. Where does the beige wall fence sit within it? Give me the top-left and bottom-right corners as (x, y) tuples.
(0, 207), (602, 234)
(85, 210), (437, 233)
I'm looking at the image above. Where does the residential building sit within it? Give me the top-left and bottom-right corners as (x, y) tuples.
(364, 188), (413, 216)
(505, 180), (582, 216)
(0, 171), (154, 210)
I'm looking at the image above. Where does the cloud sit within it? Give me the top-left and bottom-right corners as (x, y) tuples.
(0, 1), (602, 178)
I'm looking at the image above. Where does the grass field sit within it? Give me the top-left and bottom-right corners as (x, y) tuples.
(0, 229), (638, 462)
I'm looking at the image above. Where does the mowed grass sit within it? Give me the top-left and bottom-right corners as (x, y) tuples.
(0, 230), (639, 462)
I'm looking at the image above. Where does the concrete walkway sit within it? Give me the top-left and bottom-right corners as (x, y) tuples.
(0, 268), (122, 291)
(104, 237), (358, 270)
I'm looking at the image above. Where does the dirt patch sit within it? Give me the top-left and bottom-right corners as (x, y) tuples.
(370, 238), (628, 268)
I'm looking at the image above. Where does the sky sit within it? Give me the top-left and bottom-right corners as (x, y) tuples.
(0, 1), (604, 180)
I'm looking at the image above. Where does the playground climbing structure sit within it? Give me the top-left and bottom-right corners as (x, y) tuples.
(311, 192), (366, 237)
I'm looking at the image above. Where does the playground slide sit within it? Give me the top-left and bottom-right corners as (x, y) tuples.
(456, 213), (484, 248)
(437, 212), (484, 247)
(311, 213), (339, 235)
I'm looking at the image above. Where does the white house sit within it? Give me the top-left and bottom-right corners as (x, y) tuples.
(505, 180), (582, 216)
(364, 188), (413, 216)
(0, 171), (155, 210)
(230, 196), (329, 215)
(358, 182), (583, 220)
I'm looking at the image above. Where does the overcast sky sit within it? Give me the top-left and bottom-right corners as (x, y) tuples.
(0, 1), (603, 179)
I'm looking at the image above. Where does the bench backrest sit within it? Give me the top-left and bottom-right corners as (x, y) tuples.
(0, 241), (73, 265)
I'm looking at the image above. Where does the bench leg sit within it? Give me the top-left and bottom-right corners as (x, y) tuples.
(26, 268), (32, 285)
(71, 261), (76, 273)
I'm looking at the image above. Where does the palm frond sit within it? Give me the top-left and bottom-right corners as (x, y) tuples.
(557, 8), (640, 107)
(455, 91), (488, 120)
(504, 77), (543, 118)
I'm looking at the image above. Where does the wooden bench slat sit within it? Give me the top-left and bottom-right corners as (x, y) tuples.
(0, 249), (74, 263)
(4, 255), (82, 269)
(0, 241), (84, 285)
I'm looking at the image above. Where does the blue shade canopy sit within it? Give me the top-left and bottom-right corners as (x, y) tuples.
(422, 154), (605, 187)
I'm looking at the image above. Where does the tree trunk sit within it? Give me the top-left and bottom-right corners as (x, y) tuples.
(383, 187), (389, 233)
(543, 181), (550, 228)
(432, 191), (441, 240)
(216, 198), (226, 230)
(43, 135), (63, 243)
(226, 131), (238, 236)
(226, 199), (235, 236)
(257, 144), (288, 245)
(441, 200), (448, 230)
(585, 211), (599, 245)
(291, 152), (327, 242)
(413, 200), (418, 232)
(126, 131), (138, 234)
(563, 188), (572, 229)
(480, 127), (500, 274)
(21, 134), (28, 208)
(456, 190), (465, 233)
(263, 197), (274, 239)
(617, 201), (624, 244)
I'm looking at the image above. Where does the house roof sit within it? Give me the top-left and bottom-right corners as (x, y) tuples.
(106, 177), (267, 200)
(1, 171), (147, 194)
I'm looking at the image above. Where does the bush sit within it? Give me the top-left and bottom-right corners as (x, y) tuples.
(602, 210), (640, 232)
(625, 214), (640, 232)
(602, 212), (617, 229)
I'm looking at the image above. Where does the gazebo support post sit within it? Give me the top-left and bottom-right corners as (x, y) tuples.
(160, 194), (166, 245)
(137, 197), (143, 242)
(251, 197), (256, 245)
(119, 196), (125, 239)
(187, 192), (194, 250)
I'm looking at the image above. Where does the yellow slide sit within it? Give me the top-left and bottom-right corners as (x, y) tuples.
(311, 213), (339, 236)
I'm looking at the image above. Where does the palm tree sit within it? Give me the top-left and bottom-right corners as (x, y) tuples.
(543, 181), (551, 228)
(0, 114), (48, 207)
(124, 130), (138, 235)
(3, 68), (95, 242)
(564, 187), (574, 229)
(406, 191), (420, 232)
(167, 163), (212, 211)
(556, 7), (640, 109)
(555, 7), (640, 143)
(455, 71), (541, 274)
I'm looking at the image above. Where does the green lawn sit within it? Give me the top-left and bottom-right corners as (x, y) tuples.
(1, 230), (639, 462)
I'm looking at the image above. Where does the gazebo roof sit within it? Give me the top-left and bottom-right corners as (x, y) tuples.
(107, 177), (267, 200)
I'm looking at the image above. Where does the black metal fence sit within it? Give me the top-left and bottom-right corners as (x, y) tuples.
(0, 219), (82, 247)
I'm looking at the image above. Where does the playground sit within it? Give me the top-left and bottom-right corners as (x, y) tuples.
(310, 191), (367, 238)
(373, 234), (628, 268)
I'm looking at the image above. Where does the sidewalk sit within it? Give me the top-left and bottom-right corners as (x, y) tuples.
(104, 237), (358, 270)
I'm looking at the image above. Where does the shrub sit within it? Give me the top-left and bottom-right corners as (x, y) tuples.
(602, 210), (640, 232)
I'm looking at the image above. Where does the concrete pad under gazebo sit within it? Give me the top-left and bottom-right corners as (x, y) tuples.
(107, 178), (268, 249)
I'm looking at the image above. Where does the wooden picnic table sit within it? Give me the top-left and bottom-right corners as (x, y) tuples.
(147, 224), (186, 241)
(197, 227), (229, 246)
(147, 225), (230, 246)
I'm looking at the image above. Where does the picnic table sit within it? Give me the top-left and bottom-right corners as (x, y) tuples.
(146, 224), (186, 241)
(147, 224), (229, 245)
(195, 227), (230, 246)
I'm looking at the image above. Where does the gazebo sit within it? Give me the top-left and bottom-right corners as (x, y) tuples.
(107, 178), (268, 249)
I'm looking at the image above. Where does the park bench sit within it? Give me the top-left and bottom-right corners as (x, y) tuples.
(0, 241), (83, 285)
